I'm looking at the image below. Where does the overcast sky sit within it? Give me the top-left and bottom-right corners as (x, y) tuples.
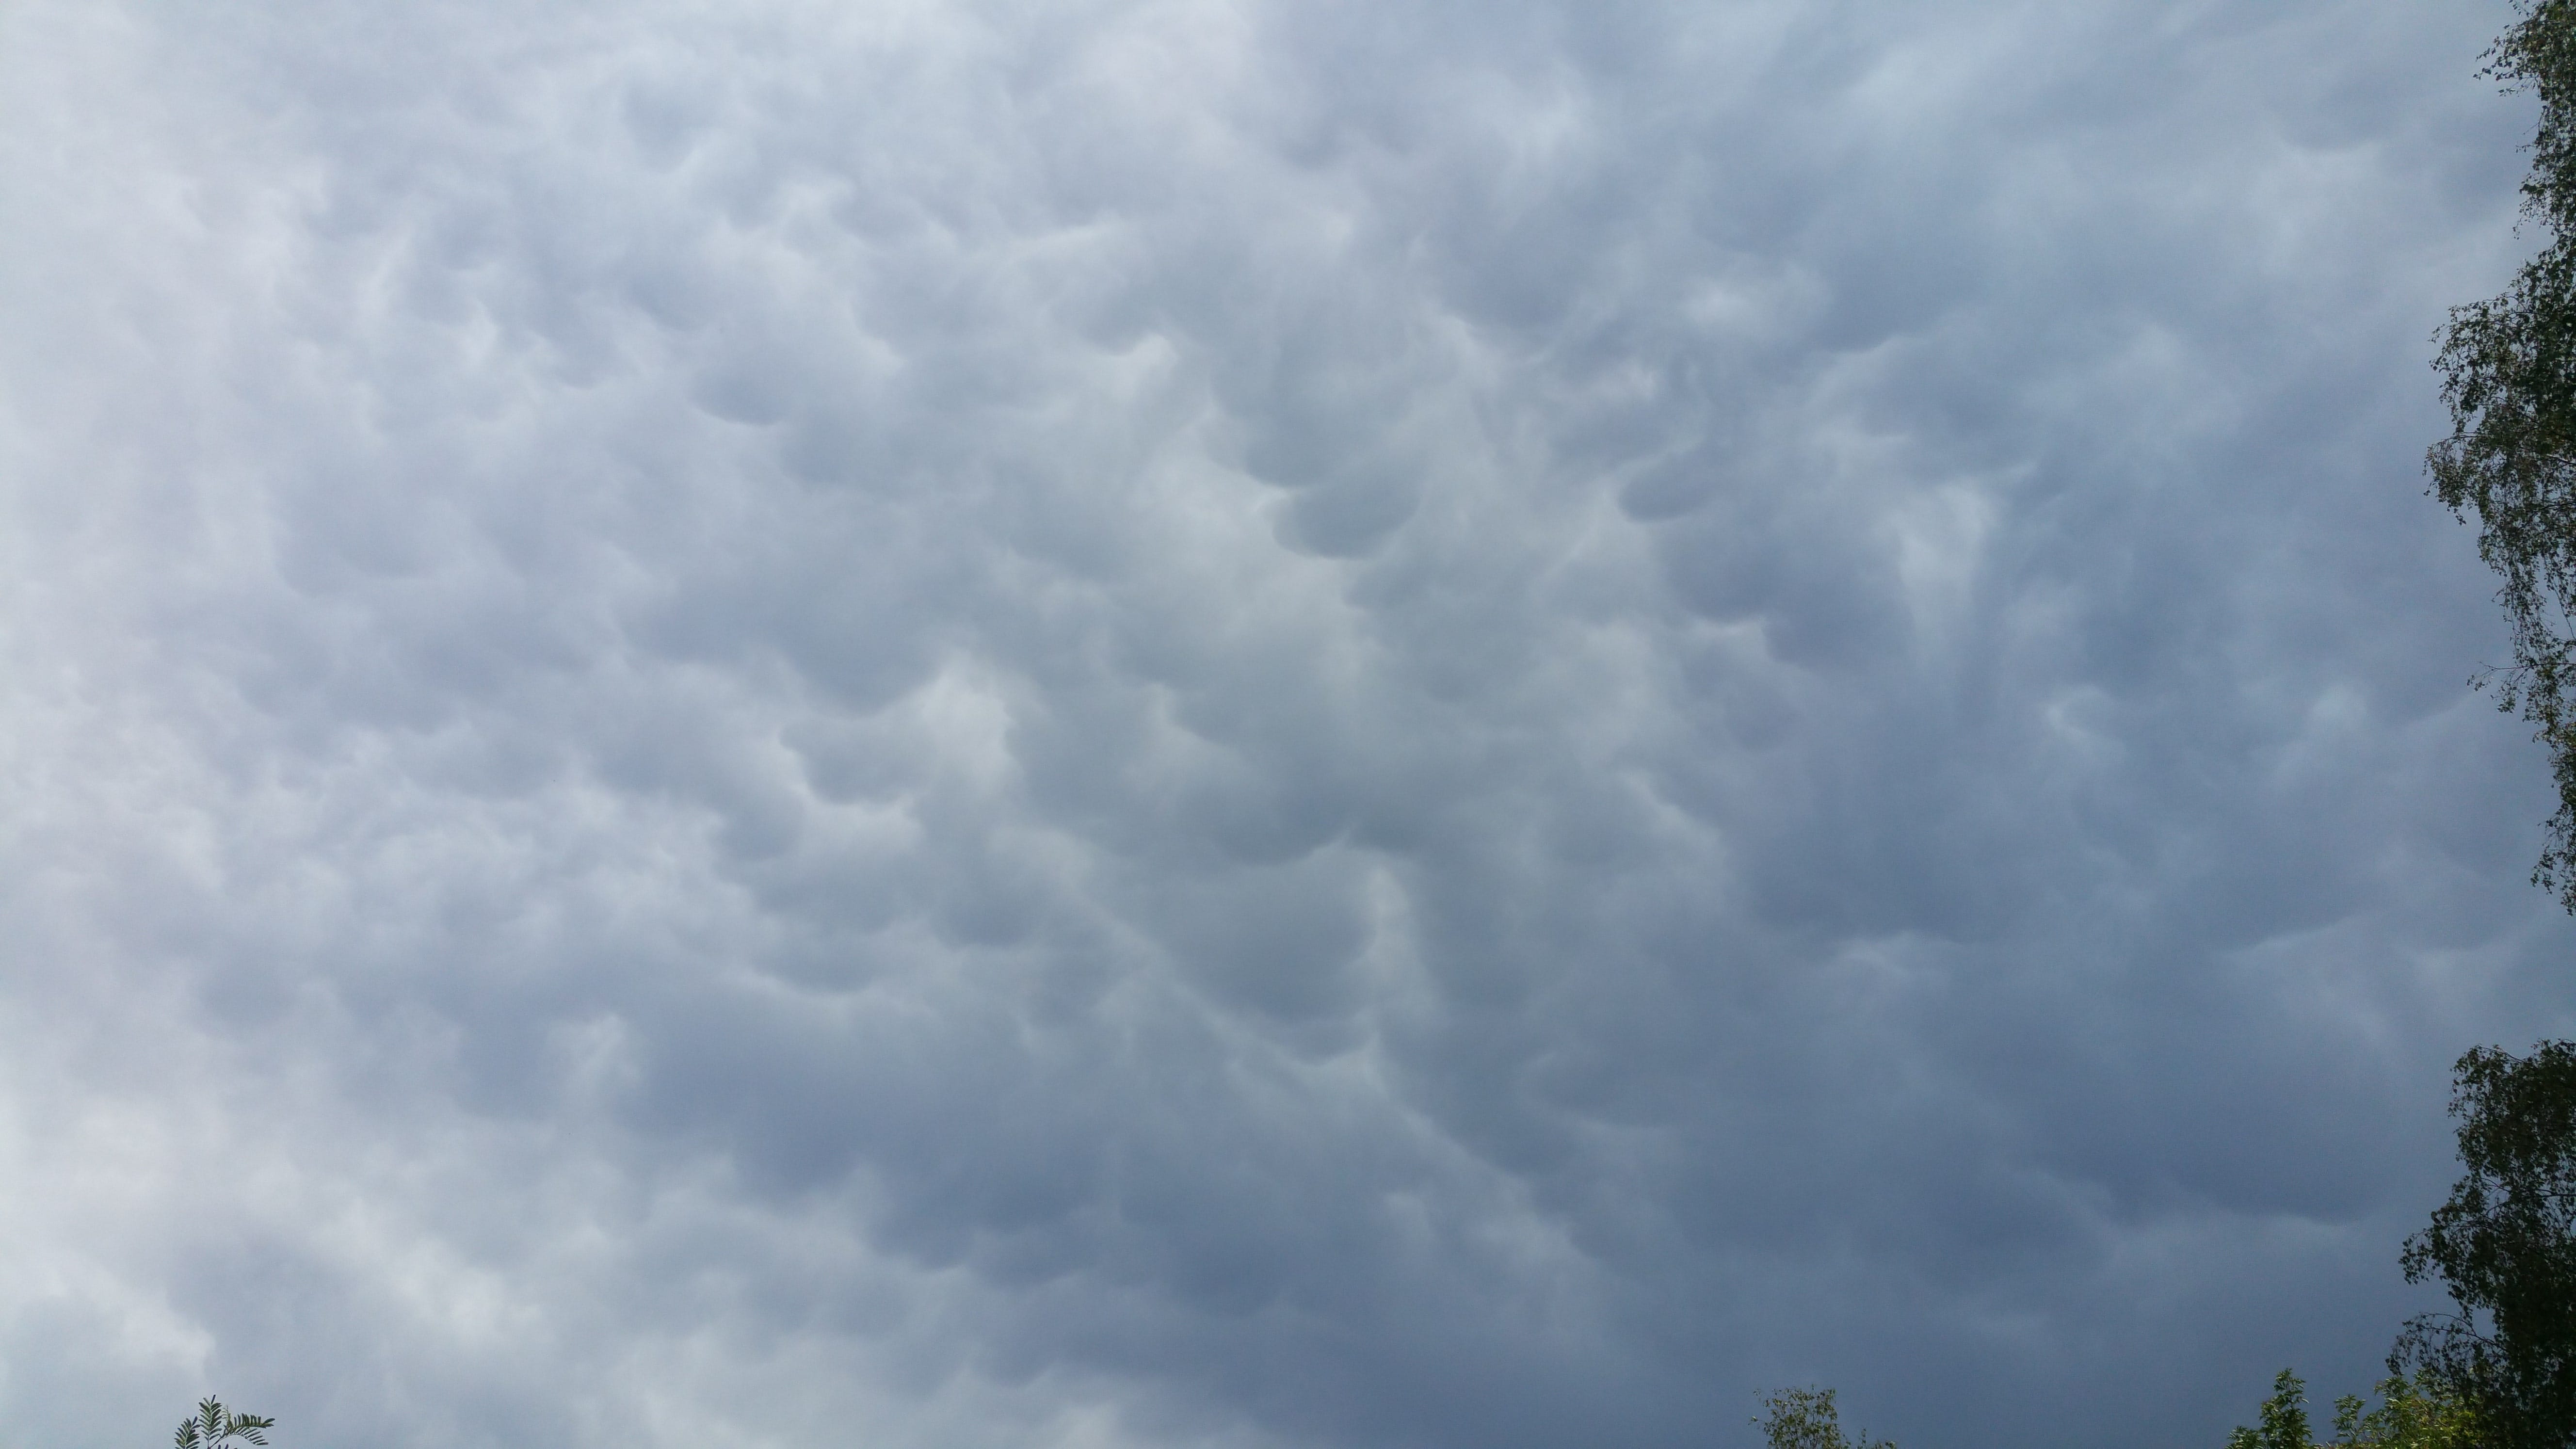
(2, 2), (2567, 1447)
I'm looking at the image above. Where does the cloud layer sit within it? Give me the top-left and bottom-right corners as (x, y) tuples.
(2, 2), (2566, 1447)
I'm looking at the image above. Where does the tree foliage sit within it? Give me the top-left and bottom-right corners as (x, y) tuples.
(2333, 1370), (2491, 1449)
(2234, 1369), (2318, 1449)
(173, 1398), (274, 1449)
(2396, 1042), (2576, 1449)
(1755, 1386), (1893, 1449)
(2431, 0), (2576, 905)
(2227, 1369), (2483, 1449)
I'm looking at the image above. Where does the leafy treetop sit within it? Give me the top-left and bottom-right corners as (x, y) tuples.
(2229, 1369), (2483, 1449)
(174, 1397), (273, 1449)
(1756, 1386), (1894, 1449)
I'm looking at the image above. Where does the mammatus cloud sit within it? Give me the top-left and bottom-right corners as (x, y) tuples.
(0, 1), (2564, 1446)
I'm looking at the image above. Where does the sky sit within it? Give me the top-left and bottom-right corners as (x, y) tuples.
(1, 2), (2569, 1447)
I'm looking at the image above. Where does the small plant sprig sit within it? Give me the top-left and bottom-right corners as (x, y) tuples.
(174, 1397), (274, 1449)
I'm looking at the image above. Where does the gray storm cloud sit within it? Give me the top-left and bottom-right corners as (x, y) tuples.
(0, 2), (2562, 1447)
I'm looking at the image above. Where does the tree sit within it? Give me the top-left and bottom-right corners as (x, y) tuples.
(2395, 1042), (2576, 1449)
(173, 1398), (274, 1449)
(2333, 1370), (2489, 1449)
(1755, 1386), (1893, 1449)
(2431, 0), (2576, 906)
(2225, 1368), (2482, 1449)
(2234, 1369), (2316, 1449)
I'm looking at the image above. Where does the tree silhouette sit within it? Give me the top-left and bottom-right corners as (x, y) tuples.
(2396, 1043), (2576, 1449)
(2429, 0), (2576, 906)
